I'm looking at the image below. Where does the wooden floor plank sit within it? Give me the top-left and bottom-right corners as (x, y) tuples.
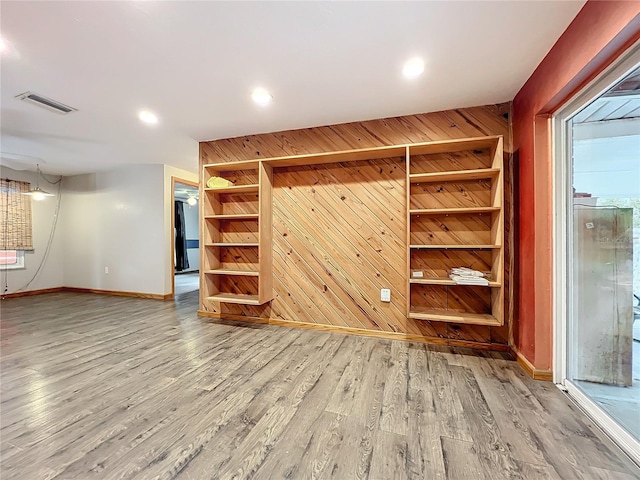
(450, 365), (523, 478)
(407, 388), (446, 479)
(379, 341), (410, 435)
(369, 430), (409, 480)
(427, 352), (474, 442)
(441, 436), (491, 480)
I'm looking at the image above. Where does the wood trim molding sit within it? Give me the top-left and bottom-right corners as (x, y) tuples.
(513, 347), (553, 381)
(198, 310), (511, 352)
(1, 287), (64, 299)
(64, 287), (172, 300)
(3, 287), (172, 300)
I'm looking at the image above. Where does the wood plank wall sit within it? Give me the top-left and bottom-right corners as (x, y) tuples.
(200, 102), (514, 350)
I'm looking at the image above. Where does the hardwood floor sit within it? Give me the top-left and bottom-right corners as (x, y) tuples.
(1, 291), (638, 479)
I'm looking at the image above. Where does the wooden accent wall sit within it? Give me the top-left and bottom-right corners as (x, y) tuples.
(200, 102), (513, 350)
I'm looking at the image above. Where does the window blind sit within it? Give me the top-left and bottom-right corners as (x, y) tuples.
(1, 179), (34, 251)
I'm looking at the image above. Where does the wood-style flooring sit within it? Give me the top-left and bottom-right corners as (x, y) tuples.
(1, 291), (638, 479)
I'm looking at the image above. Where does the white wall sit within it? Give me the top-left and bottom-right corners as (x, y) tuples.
(0, 166), (64, 294)
(61, 173), (99, 288)
(4, 163), (198, 297)
(63, 164), (166, 295)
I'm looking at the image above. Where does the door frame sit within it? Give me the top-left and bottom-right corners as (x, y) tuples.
(171, 176), (199, 298)
(552, 42), (640, 464)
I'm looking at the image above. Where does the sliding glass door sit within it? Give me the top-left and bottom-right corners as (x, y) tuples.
(555, 48), (640, 464)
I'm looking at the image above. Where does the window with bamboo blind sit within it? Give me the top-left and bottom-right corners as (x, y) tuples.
(0, 179), (34, 251)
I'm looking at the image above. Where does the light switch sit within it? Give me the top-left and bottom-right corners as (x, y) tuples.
(381, 288), (391, 302)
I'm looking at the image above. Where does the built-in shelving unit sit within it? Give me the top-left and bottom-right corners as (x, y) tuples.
(200, 135), (504, 326)
(201, 161), (273, 307)
(406, 136), (504, 326)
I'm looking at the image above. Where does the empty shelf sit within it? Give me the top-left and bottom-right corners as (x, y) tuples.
(205, 269), (259, 276)
(205, 214), (259, 220)
(409, 136), (500, 156)
(410, 278), (501, 287)
(409, 308), (501, 326)
(206, 243), (259, 248)
(204, 160), (260, 171)
(207, 293), (262, 305)
(409, 168), (500, 183)
(205, 184), (259, 194)
(410, 245), (500, 249)
(410, 207), (500, 215)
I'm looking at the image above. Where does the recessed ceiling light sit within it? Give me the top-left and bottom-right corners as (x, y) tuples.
(251, 88), (273, 106)
(403, 58), (425, 79)
(0, 38), (7, 53)
(138, 110), (158, 125)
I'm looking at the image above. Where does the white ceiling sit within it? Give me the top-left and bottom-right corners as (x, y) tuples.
(1, 1), (586, 176)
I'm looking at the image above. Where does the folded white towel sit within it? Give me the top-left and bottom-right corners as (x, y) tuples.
(451, 267), (485, 278)
(449, 274), (489, 286)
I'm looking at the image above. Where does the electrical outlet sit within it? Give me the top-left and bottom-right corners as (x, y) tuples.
(381, 288), (391, 302)
(104, 267), (109, 274)
(412, 271), (424, 278)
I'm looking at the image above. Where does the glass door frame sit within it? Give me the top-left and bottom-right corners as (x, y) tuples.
(552, 42), (640, 465)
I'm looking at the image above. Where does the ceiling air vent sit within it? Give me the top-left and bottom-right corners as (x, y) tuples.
(15, 91), (77, 114)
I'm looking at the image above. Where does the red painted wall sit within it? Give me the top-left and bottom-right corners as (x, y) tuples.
(513, 1), (640, 369)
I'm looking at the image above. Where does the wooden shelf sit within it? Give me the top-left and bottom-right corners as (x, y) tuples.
(204, 184), (259, 194)
(409, 168), (500, 183)
(207, 293), (262, 305)
(409, 308), (501, 326)
(200, 136), (502, 170)
(204, 145), (407, 169)
(204, 214), (259, 220)
(409, 207), (500, 215)
(205, 243), (259, 248)
(410, 278), (501, 287)
(263, 146), (407, 167)
(205, 269), (259, 277)
(408, 136), (500, 156)
(410, 244), (500, 250)
(204, 160), (260, 171)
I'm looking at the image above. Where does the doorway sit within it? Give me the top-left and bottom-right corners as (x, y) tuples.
(172, 178), (200, 297)
(555, 46), (640, 463)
